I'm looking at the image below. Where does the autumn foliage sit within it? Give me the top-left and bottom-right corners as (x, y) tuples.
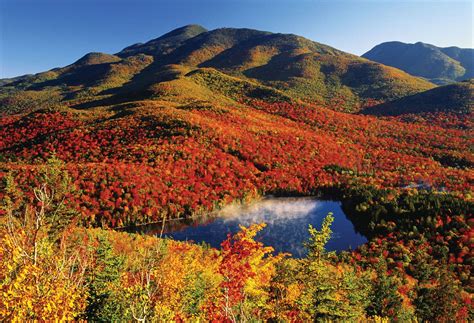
(0, 95), (472, 321)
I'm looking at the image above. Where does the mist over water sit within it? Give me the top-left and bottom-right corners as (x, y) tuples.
(163, 197), (367, 257)
(219, 197), (321, 225)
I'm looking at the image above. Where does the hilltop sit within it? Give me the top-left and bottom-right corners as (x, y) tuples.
(0, 25), (434, 115)
(363, 41), (474, 85)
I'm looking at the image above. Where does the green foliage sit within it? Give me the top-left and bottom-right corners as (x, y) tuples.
(188, 68), (290, 103)
(35, 154), (78, 238)
(323, 164), (356, 175)
(182, 273), (207, 315)
(414, 269), (465, 321)
(83, 233), (125, 321)
(305, 212), (334, 262)
(0, 89), (64, 116)
(2, 154), (78, 241)
(307, 265), (371, 321)
(300, 213), (371, 321)
(118, 24), (208, 58)
(367, 257), (403, 318)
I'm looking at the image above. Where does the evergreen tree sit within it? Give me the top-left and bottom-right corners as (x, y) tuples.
(302, 213), (370, 321)
(414, 269), (464, 321)
(367, 257), (403, 318)
(84, 233), (125, 321)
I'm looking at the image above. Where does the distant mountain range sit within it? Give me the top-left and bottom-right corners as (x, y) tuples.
(0, 25), (435, 115)
(363, 41), (474, 85)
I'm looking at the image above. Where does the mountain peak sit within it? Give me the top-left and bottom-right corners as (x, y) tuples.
(160, 24), (208, 38)
(363, 41), (473, 84)
(117, 24), (207, 57)
(73, 52), (121, 66)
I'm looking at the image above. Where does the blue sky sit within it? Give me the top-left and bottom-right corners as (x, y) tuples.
(1, 0), (472, 78)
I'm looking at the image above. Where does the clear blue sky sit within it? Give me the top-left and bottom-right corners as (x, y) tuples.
(1, 0), (472, 78)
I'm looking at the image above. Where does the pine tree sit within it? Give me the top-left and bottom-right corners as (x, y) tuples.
(302, 213), (370, 321)
(83, 233), (125, 321)
(367, 257), (403, 318)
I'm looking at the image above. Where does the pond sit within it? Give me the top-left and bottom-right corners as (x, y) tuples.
(134, 197), (367, 257)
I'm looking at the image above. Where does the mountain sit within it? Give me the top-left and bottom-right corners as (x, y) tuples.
(363, 41), (474, 85)
(362, 79), (473, 116)
(0, 25), (434, 115)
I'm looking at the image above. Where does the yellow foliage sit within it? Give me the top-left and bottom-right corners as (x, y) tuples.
(0, 230), (87, 321)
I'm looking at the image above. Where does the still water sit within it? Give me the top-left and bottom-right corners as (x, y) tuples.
(147, 197), (367, 257)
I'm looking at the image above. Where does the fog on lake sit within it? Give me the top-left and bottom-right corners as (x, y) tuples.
(159, 197), (367, 257)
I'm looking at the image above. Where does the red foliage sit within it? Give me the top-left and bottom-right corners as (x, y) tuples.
(1, 101), (472, 227)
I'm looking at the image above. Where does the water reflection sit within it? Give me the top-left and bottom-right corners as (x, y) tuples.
(136, 197), (367, 257)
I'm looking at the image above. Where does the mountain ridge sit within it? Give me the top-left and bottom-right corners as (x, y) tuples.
(363, 41), (474, 84)
(0, 25), (435, 115)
